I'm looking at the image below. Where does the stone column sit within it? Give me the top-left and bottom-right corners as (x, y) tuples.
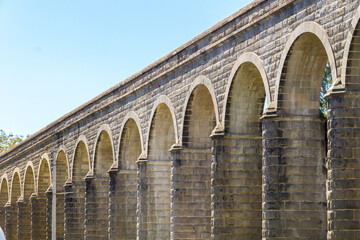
(5, 202), (18, 240)
(64, 182), (84, 240)
(31, 194), (48, 239)
(108, 168), (119, 239)
(137, 158), (148, 240)
(85, 174), (110, 240)
(18, 197), (32, 240)
(326, 90), (360, 239)
(170, 145), (212, 240)
(0, 205), (5, 235)
(117, 168), (138, 239)
(211, 132), (262, 239)
(84, 175), (95, 240)
(137, 156), (172, 240)
(46, 189), (53, 240)
(56, 184), (66, 240)
(262, 113), (327, 239)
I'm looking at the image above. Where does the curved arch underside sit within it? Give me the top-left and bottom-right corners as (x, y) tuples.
(183, 84), (216, 149)
(94, 131), (114, 175)
(120, 119), (142, 170)
(24, 166), (35, 200)
(0, 179), (8, 233)
(346, 21), (360, 90)
(278, 33), (328, 116)
(226, 61), (266, 134)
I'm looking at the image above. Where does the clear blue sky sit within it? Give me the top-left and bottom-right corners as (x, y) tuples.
(0, 0), (253, 137)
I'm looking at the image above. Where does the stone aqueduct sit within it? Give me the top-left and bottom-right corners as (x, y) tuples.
(1, 0), (360, 239)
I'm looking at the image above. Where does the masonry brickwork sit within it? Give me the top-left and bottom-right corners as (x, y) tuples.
(1, 0), (360, 239)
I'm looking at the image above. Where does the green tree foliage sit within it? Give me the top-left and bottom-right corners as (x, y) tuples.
(0, 130), (23, 154)
(320, 62), (332, 117)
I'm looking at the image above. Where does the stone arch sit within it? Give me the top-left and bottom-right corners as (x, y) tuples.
(86, 124), (115, 239)
(113, 111), (143, 239)
(67, 135), (90, 239)
(33, 155), (51, 240)
(341, 5), (360, 89)
(118, 111), (143, 170)
(23, 161), (36, 200)
(142, 95), (177, 239)
(263, 21), (329, 239)
(71, 135), (91, 181)
(214, 52), (267, 238)
(0, 175), (9, 231)
(37, 154), (52, 196)
(274, 21), (337, 112)
(8, 169), (21, 239)
(92, 124), (116, 175)
(145, 95), (178, 156)
(223, 52), (270, 132)
(172, 75), (217, 239)
(20, 162), (36, 239)
(10, 168), (22, 202)
(55, 146), (70, 240)
(0, 174), (9, 205)
(56, 145), (70, 186)
(181, 75), (219, 148)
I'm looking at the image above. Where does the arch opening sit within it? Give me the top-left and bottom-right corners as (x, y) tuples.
(225, 61), (266, 134)
(9, 172), (21, 239)
(33, 158), (51, 239)
(277, 33), (328, 116)
(267, 31), (329, 238)
(56, 150), (69, 240)
(149, 103), (175, 160)
(183, 84), (216, 149)
(24, 166), (35, 201)
(87, 130), (114, 239)
(38, 159), (51, 196)
(144, 103), (175, 239)
(216, 60), (266, 238)
(172, 83), (215, 239)
(345, 21), (360, 90)
(69, 140), (89, 239)
(114, 119), (141, 238)
(0, 179), (8, 206)
(94, 131), (114, 175)
(119, 119), (142, 170)
(20, 165), (36, 239)
(0, 178), (8, 232)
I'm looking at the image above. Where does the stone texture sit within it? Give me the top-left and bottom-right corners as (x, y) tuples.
(0, 0), (359, 239)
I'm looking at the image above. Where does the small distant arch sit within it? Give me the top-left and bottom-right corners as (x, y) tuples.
(0, 174), (9, 205)
(71, 135), (91, 181)
(117, 111), (144, 169)
(23, 161), (36, 198)
(37, 154), (52, 194)
(10, 168), (22, 203)
(145, 95), (178, 156)
(180, 75), (220, 146)
(92, 124), (116, 175)
(273, 21), (337, 110)
(55, 145), (71, 184)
